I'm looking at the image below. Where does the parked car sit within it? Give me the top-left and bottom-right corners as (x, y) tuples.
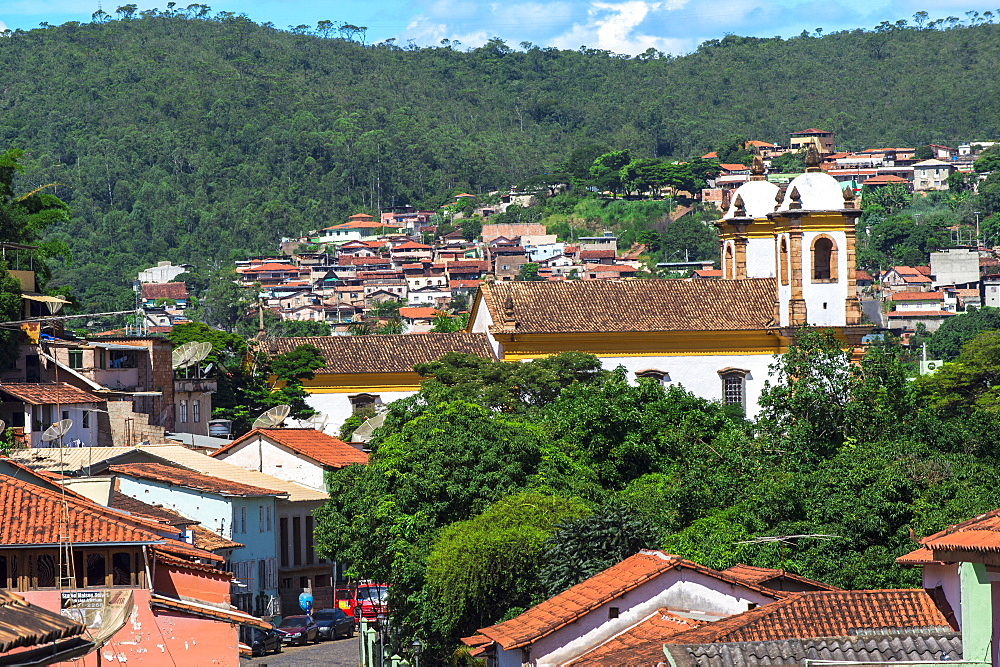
(240, 624), (282, 656)
(334, 587), (357, 619)
(276, 615), (319, 645)
(355, 583), (389, 624)
(313, 608), (356, 640)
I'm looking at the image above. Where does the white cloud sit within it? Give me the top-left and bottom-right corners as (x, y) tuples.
(549, 1), (690, 54)
(0, 20), (7, 32)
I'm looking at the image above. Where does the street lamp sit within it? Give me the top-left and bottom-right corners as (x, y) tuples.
(410, 638), (422, 667)
(974, 211), (982, 243)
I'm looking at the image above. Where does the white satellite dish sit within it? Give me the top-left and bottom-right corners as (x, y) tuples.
(0, 419), (6, 435)
(46, 296), (66, 315)
(296, 413), (329, 431)
(171, 341), (213, 370)
(41, 419), (73, 442)
(350, 413), (386, 443)
(252, 405), (291, 430)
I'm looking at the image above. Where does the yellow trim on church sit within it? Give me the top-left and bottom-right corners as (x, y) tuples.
(298, 371), (426, 393)
(492, 329), (789, 360)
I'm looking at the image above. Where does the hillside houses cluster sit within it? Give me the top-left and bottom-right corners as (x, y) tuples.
(240, 214), (646, 333)
(703, 128), (993, 203)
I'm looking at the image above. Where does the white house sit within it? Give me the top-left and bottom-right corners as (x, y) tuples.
(211, 428), (367, 493)
(468, 550), (783, 667)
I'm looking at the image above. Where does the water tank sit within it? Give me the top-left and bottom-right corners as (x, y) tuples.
(208, 419), (232, 438)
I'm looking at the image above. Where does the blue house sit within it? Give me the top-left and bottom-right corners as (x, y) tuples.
(110, 462), (287, 615)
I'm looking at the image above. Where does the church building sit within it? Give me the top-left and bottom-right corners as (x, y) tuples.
(283, 148), (871, 430)
(467, 148), (870, 417)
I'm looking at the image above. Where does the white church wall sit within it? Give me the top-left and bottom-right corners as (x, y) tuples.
(746, 237), (776, 278)
(801, 230), (849, 327)
(303, 390), (418, 435)
(598, 354), (776, 417)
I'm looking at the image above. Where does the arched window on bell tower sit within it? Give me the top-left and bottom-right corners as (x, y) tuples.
(724, 243), (734, 279)
(811, 235), (838, 282)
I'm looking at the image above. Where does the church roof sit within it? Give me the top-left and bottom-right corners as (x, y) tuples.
(478, 279), (777, 334)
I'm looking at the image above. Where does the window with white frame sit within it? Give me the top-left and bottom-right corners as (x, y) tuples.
(718, 368), (750, 413)
(193, 400), (200, 423)
(179, 400), (188, 424)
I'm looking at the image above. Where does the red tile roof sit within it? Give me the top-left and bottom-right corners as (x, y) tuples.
(217, 428), (368, 469)
(793, 128), (831, 135)
(663, 589), (952, 644)
(141, 282), (189, 300)
(566, 608), (705, 666)
(856, 270), (874, 281)
(719, 163), (749, 171)
(919, 507), (1000, 555)
(110, 463), (286, 497)
(0, 473), (219, 562)
(896, 546), (940, 566)
(239, 263), (300, 273)
(692, 269), (723, 278)
(720, 564), (840, 591)
(109, 491), (244, 551)
(580, 249), (616, 260)
(887, 310), (956, 317)
(865, 175), (909, 184)
(478, 279), (779, 334)
(891, 291), (943, 301)
(0, 589), (86, 653)
(476, 551), (782, 651)
(399, 307), (440, 319)
(270, 333), (493, 374)
(0, 382), (104, 405)
(450, 280), (481, 289)
(392, 241), (433, 250)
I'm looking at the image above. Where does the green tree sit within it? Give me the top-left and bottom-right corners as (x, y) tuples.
(917, 330), (1000, 414)
(770, 150), (806, 173)
(515, 262), (543, 281)
(589, 150), (631, 198)
(946, 171), (979, 194)
(423, 492), (589, 649)
(756, 328), (852, 462)
(713, 136), (752, 165)
(927, 307), (1000, 360)
(196, 269), (254, 332)
(269, 319), (330, 337)
(974, 146), (1000, 173)
(538, 503), (658, 597)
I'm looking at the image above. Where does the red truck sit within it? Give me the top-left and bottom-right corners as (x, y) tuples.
(333, 587), (357, 619)
(354, 583), (389, 624)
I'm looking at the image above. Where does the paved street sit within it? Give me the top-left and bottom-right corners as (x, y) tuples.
(241, 636), (358, 666)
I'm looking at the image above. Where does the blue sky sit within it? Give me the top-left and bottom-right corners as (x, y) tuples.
(3, 1), (999, 55)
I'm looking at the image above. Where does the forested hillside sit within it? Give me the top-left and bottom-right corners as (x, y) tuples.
(2, 11), (1000, 307)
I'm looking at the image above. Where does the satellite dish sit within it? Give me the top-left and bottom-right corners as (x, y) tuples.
(296, 413), (329, 431)
(190, 341), (212, 365)
(0, 419), (6, 435)
(46, 296), (66, 315)
(350, 413), (386, 443)
(252, 405), (291, 430)
(41, 419), (73, 442)
(171, 341), (197, 369)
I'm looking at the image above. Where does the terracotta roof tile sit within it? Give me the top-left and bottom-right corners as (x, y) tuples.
(110, 463), (286, 497)
(720, 564), (840, 591)
(567, 608), (705, 666)
(0, 382), (104, 405)
(270, 333), (494, 374)
(479, 279), (777, 334)
(399, 307), (440, 319)
(896, 546), (941, 566)
(891, 291), (943, 301)
(887, 310), (956, 317)
(476, 551), (782, 651)
(663, 590), (952, 644)
(216, 428), (368, 469)
(0, 473), (216, 562)
(109, 491), (244, 551)
(920, 507), (1000, 555)
(0, 590), (86, 653)
(580, 249), (616, 260)
(141, 282), (189, 300)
